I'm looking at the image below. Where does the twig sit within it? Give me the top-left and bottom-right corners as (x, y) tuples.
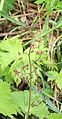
(0, 31), (22, 37)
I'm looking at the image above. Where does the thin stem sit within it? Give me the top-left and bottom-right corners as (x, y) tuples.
(25, 48), (32, 119)
(38, 5), (41, 30)
(51, 34), (62, 59)
(0, 0), (4, 11)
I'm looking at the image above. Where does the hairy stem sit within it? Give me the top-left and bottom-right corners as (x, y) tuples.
(25, 48), (32, 119)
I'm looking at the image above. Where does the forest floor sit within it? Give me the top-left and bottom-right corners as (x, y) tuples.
(0, 0), (62, 119)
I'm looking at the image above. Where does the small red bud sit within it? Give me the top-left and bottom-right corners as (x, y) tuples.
(46, 56), (48, 60)
(30, 43), (34, 49)
(37, 50), (43, 55)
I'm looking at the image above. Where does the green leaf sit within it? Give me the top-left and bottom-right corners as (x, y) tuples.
(12, 90), (42, 115)
(46, 99), (60, 113)
(47, 70), (62, 89)
(56, 70), (62, 90)
(0, 36), (23, 69)
(0, 11), (25, 27)
(12, 91), (29, 114)
(0, 81), (20, 117)
(47, 71), (58, 81)
(35, 0), (45, 4)
(0, 65), (9, 77)
(0, 0), (15, 12)
(47, 113), (62, 119)
(55, 1), (62, 10)
(31, 102), (49, 119)
(35, 0), (61, 11)
(43, 16), (49, 33)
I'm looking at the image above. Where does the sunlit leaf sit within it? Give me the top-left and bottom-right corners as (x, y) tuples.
(0, 36), (23, 68)
(0, 81), (20, 117)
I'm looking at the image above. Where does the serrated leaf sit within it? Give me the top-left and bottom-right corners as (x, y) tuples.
(0, 81), (20, 117)
(12, 90), (42, 115)
(0, 36), (23, 69)
(31, 102), (49, 119)
(12, 91), (29, 113)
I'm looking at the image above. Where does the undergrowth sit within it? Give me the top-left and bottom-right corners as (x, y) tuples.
(0, 0), (62, 119)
